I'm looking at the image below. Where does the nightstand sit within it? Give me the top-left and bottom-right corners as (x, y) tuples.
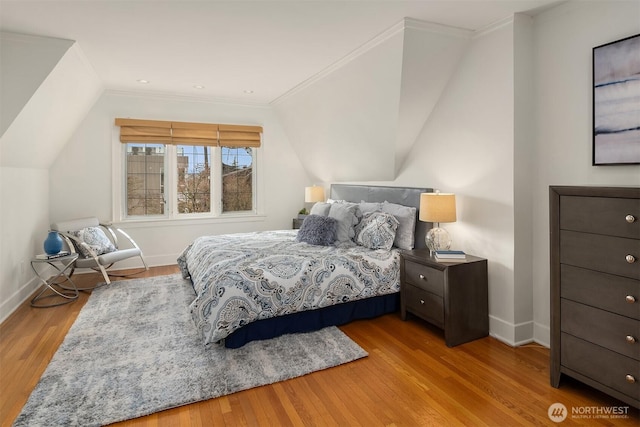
(400, 248), (489, 347)
(292, 218), (304, 229)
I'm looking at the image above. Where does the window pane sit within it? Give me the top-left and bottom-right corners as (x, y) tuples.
(222, 147), (253, 212)
(177, 145), (211, 214)
(126, 144), (165, 215)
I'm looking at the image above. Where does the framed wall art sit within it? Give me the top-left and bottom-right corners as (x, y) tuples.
(592, 33), (640, 165)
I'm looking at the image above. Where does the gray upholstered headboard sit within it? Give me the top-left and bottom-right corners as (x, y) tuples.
(330, 184), (433, 249)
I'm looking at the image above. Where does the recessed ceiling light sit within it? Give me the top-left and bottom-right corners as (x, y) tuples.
(193, 85), (205, 89)
(244, 89), (254, 94)
(137, 79), (150, 84)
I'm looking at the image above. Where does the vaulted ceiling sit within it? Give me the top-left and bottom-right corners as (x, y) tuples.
(0, 0), (560, 104)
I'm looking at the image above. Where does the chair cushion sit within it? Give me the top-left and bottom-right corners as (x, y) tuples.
(70, 227), (116, 257)
(75, 248), (142, 268)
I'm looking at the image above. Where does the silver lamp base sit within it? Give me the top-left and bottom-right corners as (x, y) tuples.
(425, 227), (452, 255)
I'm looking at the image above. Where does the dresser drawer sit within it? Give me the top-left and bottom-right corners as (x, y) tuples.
(561, 299), (640, 360)
(561, 265), (640, 320)
(560, 195), (640, 239)
(403, 284), (444, 327)
(560, 230), (640, 280)
(404, 261), (444, 296)
(562, 333), (640, 402)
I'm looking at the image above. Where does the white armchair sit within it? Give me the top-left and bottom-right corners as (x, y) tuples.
(51, 217), (148, 286)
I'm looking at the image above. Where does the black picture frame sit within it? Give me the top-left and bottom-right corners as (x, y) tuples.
(592, 33), (640, 166)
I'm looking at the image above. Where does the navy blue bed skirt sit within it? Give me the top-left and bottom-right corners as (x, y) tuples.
(224, 293), (400, 348)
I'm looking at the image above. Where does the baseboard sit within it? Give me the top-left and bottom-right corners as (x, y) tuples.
(489, 315), (543, 347)
(533, 322), (550, 348)
(0, 276), (40, 325)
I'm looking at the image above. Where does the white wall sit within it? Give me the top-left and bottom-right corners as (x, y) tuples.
(0, 32), (73, 136)
(274, 18), (471, 183)
(48, 91), (310, 269)
(0, 33), (102, 323)
(395, 20), (518, 344)
(513, 13), (535, 344)
(531, 0), (640, 345)
(0, 167), (50, 321)
(275, 16), (524, 345)
(275, 31), (404, 183)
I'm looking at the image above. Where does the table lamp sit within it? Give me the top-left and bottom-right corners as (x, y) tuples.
(305, 185), (325, 204)
(419, 192), (457, 254)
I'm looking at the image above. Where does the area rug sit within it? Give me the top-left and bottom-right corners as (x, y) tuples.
(13, 273), (368, 427)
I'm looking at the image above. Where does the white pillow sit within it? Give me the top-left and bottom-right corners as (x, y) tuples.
(70, 227), (116, 257)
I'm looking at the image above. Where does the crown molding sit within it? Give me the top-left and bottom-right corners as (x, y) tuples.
(0, 30), (74, 47)
(105, 88), (271, 108)
(473, 15), (515, 39)
(403, 17), (473, 39)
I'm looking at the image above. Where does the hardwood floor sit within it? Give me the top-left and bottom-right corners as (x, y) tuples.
(1, 266), (638, 426)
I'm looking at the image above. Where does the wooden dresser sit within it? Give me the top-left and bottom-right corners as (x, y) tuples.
(550, 186), (640, 408)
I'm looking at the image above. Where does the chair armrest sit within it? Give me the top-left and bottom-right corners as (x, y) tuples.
(114, 227), (143, 252)
(99, 223), (119, 248)
(99, 223), (143, 253)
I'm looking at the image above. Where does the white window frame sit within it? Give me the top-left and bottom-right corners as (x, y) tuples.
(111, 128), (265, 225)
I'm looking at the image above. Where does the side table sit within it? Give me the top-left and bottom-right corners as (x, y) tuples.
(30, 253), (79, 308)
(400, 248), (489, 347)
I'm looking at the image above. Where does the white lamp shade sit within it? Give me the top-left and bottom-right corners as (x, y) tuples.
(305, 186), (325, 203)
(419, 193), (456, 223)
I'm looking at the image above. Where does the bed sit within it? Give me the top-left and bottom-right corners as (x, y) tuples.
(178, 184), (432, 348)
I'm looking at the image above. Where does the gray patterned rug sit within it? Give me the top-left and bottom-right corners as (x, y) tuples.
(13, 273), (368, 427)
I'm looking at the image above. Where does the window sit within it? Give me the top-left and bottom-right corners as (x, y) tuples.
(115, 119), (261, 220)
(126, 144), (165, 215)
(177, 145), (211, 214)
(222, 147), (253, 212)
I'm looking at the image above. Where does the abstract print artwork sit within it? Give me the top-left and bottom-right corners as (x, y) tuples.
(593, 34), (640, 165)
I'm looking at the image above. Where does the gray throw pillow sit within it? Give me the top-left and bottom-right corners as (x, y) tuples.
(359, 201), (383, 215)
(328, 202), (359, 243)
(355, 212), (399, 250)
(382, 201), (417, 250)
(296, 215), (338, 246)
(310, 202), (331, 216)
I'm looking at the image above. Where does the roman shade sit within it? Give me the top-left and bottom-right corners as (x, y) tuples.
(115, 118), (262, 147)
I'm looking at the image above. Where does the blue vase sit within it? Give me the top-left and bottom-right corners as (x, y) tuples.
(44, 231), (63, 255)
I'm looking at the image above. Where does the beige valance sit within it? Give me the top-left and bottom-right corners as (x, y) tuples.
(115, 118), (262, 147)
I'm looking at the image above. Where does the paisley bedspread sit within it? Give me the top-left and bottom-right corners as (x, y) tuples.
(177, 230), (400, 346)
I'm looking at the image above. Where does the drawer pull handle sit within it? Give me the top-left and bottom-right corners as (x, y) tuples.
(419, 274), (426, 280)
(625, 375), (636, 384)
(625, 254), (636, 264)
(420, 299), (425, 305)
(626, 295), (636, 303)
(626, 214), (636, 223)
(626, 335), (636, 344)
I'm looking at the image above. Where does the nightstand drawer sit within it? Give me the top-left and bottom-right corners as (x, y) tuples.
(403, 284), (444, 326)
(404, 261), (444, 296)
